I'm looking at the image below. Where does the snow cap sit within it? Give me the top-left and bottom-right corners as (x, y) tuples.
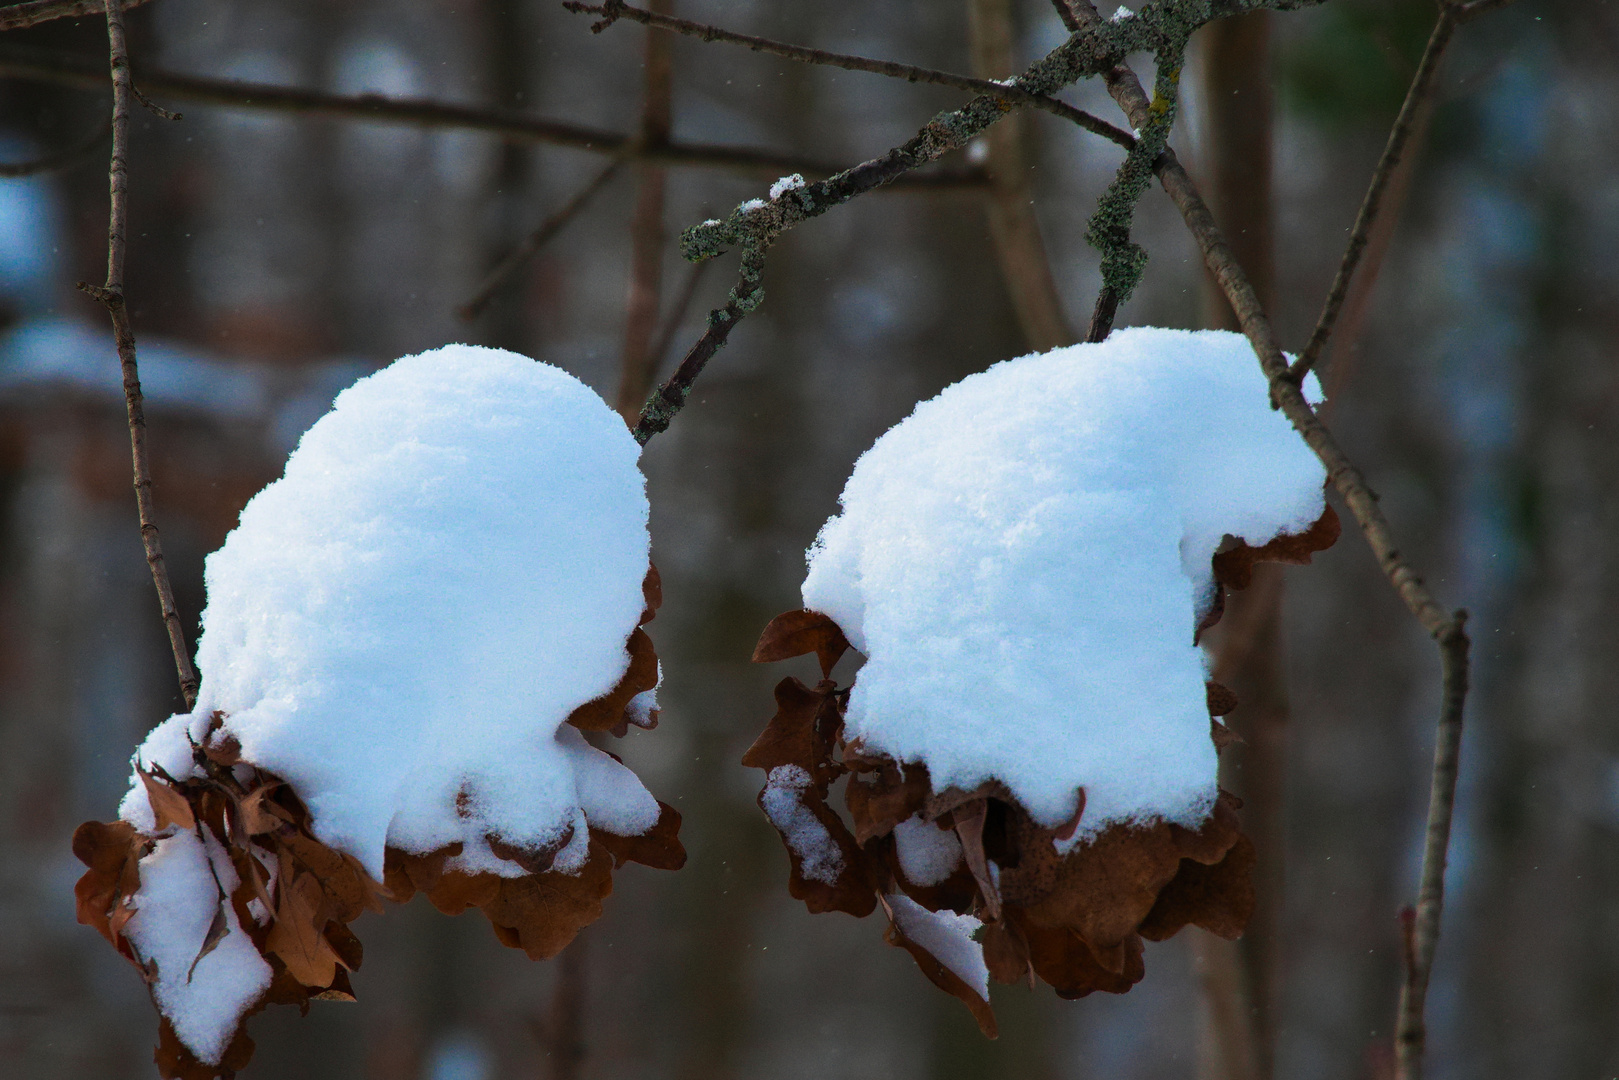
(802, 327), (1326, 836)
(122, 344), (659, 877)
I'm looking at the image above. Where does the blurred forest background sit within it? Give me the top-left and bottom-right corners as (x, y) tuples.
(0, 0), (1615, 1078)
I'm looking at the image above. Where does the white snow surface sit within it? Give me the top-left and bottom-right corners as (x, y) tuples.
(802, 328), (1326, 837)
(125, 830), (273, 1065)
(768, 173), (806, 199)
(119, 345), (660, 878)
(760, 765), (844, 885)
(886, 894), (988, 999)
(893, 814), (963, 886)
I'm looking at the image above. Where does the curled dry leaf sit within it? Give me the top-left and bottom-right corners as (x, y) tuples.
(73, 566), (684, 1080)
(741, 509), (1338, 1035)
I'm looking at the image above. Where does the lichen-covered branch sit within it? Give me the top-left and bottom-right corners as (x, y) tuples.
(77, 0), (198, 708)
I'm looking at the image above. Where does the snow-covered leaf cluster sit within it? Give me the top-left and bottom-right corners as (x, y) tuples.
(72, 346), (684, 1078)
(746, 329), (1338, 1032)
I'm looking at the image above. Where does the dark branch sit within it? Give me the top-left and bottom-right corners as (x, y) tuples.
(458, 157), (623, 321)
(0, 0), (153, 32)
(0, 114), (107, 176)
(0, 43), (990, 186)
(1290, 7), (1457, 382)
(79, 0), (198, 709)
(564, 0), (1135, 149)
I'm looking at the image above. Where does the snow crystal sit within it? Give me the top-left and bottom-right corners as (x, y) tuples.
(739, 198), (768, 213)
(120, 345), (658, 878)
(1110, 6), (1135, 22)
(124, 830), (273, 1065)
(886, 894), (988, 998)
(801, 328), (1327, 836)
(768, 174), (806, 199)
(893, 814), (963, 886)
(760, 765), (844, 885)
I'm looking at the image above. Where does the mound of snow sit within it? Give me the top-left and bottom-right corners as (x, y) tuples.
(122, 344), (658, 877)
(801, 327), (1325, 836)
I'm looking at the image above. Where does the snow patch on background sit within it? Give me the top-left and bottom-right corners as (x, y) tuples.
(802, 328), (1326, 836)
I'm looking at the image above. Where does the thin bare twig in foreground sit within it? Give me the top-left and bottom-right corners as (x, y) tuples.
(0, 115), (108, 176)
(0, 0), (153, 32)
(458, 157), (622, 321)
(0, 43), (990, 186)
(1393, 618), (1468, 1080)
(564, 0), (1136, 150)
(76, 0), (197, 709)
(1290, 5), (1458, 381)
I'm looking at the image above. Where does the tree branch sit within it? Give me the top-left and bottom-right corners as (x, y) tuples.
(0, 0), (152, 32)
(1393, 615), (1470, 1080)
(564, 0), (1135, 149)
(0, 43), (989, 186)
(458, 157), (623, 321)
(77, 0), (198, 709)
(1290, 6), (1458, 382)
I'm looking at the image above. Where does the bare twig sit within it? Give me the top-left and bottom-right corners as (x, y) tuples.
(563, 0), (1136, 149)
(969, 0), (1076, 351)
(1393, 615), (1469, 1080)
(0, 0), (153, 32)
(1290, 6), (1458, 382)
(631, 260), (760, 445)
(614, 0), (675, 424)
(0, 115), (108, 177)
(547, 936), (588, 1080)
(0, 43), (989, 186)
(77, 0), (198, 709)
(458, 157), (623, 321)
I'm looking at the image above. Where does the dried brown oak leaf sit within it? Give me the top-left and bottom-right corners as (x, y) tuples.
(75, 566), (684, 1080)
(743, 548), (1318, 1034)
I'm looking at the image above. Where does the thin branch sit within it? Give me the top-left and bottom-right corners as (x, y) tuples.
(0, 43), (990, 186)
(563, 0), (1136, 150)
(0, 115), (108, 177)
(630, 261), (760, 445)
(0, 0), (153, 32)
(1290, 6), (1457, 382)
(458, 157), (623, 321)
(1393, 615), (1470, 1080)
(77, 0), (197, 709)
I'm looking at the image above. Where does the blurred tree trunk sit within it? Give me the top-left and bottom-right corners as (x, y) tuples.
(1197, 13), (1280, 1080)
(967, 0), (1074, 352)
(614, 0), (674, 422)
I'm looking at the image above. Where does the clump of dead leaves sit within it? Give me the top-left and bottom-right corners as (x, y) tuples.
(73, 565), (683, 1080)
(744, 509), (1339, 1037)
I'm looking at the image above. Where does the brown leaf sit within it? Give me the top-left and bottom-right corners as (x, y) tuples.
(1210, 719), (1242, 753)
(201, 734), (242, 768)
(980, 918), (1033, 987)
(322, 918), (364, 972)
(487, 826), (574, 875)
(420, 869), (500, 916)
(480, 842), (615, 960)
(235, 782), (290, 837)
(1015, 911), (1145, 999)
(1138, 832), (1257, 942)
(951, 799), (1001, 922)
(751, 608), (850, 678)
(592, 801), (687, 870)
(186, 901), (230, 983)
(277, 830), (386, 920)
(1205, 680), (1239, 717)
(741, 677), (843, 786)
(845, 760), (931, 844)
(72, 820), (149, 960)
(567, 626), (660, 733)
(265, 870), (340, 988)
(882, 901), (998, 1039)
(1211, 503), (1341, 591)
(138, 768), (196, 832)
